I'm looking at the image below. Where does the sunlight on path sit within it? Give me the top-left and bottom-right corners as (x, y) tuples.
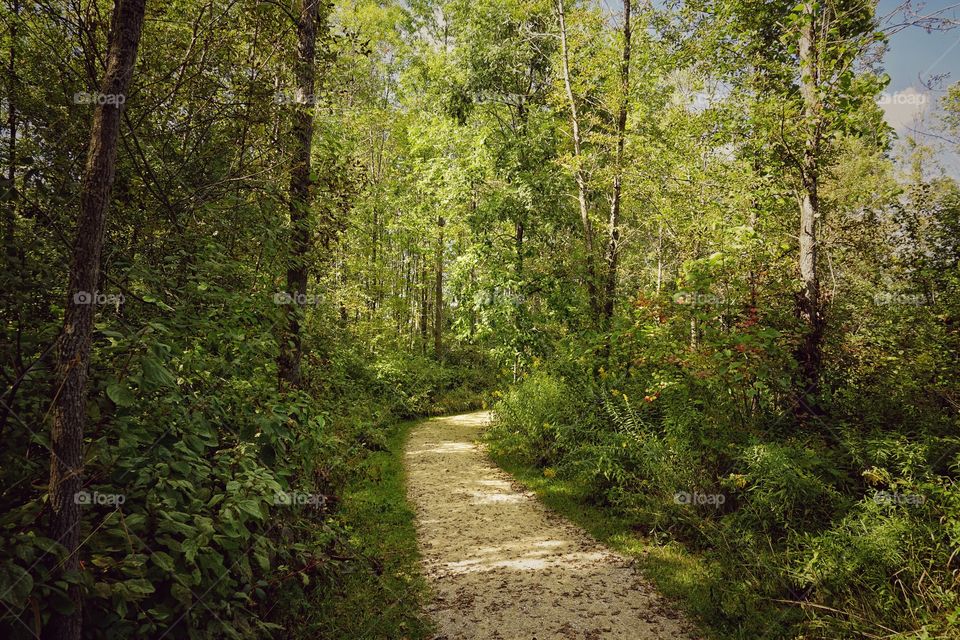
(406, 412), (699, 640)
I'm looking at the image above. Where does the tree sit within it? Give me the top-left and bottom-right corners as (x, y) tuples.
(787, 0), (881, 412)
(602, 0), (632, 329)
(435, 215), (445, 355)
(556, 0), (599, 318)
(795, 0), (825, 409)
(278, 0), (323, 390)
(46, 1), (148, 638)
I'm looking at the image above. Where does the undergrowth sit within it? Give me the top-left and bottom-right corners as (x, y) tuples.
(486, 333), (960, 639)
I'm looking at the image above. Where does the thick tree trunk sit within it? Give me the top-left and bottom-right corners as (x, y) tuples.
(602, 0), (631, 327)
(46, 1), (147, 638)
(556, 0), (598, 318)
(796, 1), (825, 411)
(278, 0), (320, 390)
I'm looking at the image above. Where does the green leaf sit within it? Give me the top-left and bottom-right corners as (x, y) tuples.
(0, 564), (34, 609)
(106, 382), (136, 407)
(170, 583), (192, 604)
(151, 551), (175, 573)
(237, 500), (262, 520)
(141, 355), (176, 388)
(124, 578), (155, 597)
(183, 539), (199, 564)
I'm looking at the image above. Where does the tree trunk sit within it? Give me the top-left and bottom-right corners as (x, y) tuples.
(46, 1), (147, 638)
(4, 0), (16, 260)
(2, 0), (19, 436)
(655, 221), (663, 294)
(602, 0), (631, 328)
(278, 0), (321, 390)
(434, 216), (444, 356)
(556, 0), (598, 318)
(419, 258), (428, 349)
(796, 1), (825, 412)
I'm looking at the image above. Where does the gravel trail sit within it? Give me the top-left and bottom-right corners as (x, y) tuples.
(405, 411), (699, 640)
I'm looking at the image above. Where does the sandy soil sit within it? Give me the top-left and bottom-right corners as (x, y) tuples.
(405, 411), (700, 640)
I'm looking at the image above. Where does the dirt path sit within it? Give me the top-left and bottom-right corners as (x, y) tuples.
(405, 411), (699, 640)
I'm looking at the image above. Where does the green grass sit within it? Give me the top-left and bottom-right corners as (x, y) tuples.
(487, 450), (755, 640)
(303, 419), (433, 640)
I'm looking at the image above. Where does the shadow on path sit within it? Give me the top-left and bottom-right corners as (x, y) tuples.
(406, 412), (700, 640)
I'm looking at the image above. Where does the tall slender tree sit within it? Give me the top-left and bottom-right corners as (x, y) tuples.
(46, 1), (148, 638)
(602, 0), (632, 328)
(795, 0), (825, 409)
(3, 0), (16, 261)
(557, 0), (599, 318)
(278, 0), (321, 390)
(435, 215), (444, 356)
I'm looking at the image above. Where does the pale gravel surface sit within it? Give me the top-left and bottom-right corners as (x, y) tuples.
(405, 411), (700, 640)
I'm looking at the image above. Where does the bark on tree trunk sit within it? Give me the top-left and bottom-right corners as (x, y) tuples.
(434, 216), (444, 356)
(4, 0), (16, 261)
(655, 222), (663, 294)
(2, 1), (19, 433)
(46, 1), (147, 638)
(419, 259), (428, 349)
(557, 0), (598, 319)
(602, 0), (631, 329)
(278, 0), (321, 390)
(796, 1), (825, 412)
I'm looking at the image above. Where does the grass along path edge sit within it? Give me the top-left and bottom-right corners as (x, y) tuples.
(305, 419), (434, 639)
(485, 449), (797, 640)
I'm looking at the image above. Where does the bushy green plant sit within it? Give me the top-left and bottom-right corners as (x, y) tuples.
(793, 481), (959, 637)
(488, 371), (579, 467)
(733, 441), (845, 534)
(0, 246), (492, 637)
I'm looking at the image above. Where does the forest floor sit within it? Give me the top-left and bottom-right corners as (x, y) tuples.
(405, 411), (700, 640)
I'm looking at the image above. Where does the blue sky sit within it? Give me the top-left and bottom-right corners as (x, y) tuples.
(880, 0), (960, 93)
(616, 0), (960, 171)
(876, 1), (960, 175)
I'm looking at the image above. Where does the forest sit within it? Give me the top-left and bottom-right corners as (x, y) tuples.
(1, 0), (959, 638)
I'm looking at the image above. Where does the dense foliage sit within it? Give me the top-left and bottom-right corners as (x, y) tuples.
(1, 0), (958, 638)
(0, 1), (492, 637)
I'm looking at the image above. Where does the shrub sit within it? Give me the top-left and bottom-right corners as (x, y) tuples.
(488, 371), (577, 467)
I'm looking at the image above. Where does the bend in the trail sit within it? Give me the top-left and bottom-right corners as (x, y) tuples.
(405, 411), (700, 640)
